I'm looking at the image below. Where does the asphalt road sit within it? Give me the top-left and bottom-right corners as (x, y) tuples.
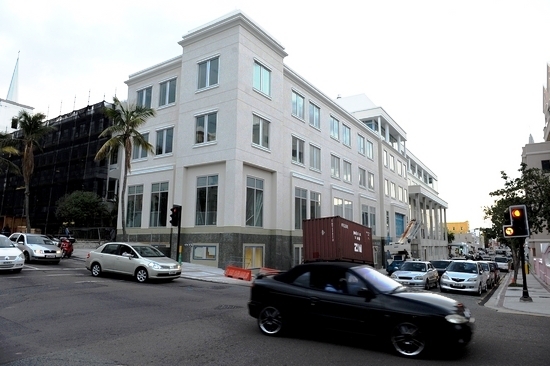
(1, 259), (550, 366)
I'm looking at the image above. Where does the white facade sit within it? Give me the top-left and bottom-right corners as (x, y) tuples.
(121, 10), (448, 269)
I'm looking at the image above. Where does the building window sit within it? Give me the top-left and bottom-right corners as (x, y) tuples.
(330, 116), (339, 140)
(198, 56), (219, 89)
(398, 186), (404, 202)
(331, 155), (340, 178)
(384, 179), (389, 196)
(159, 78), (176, 106)
(193, 245), (217, 260)
(383, 150), (388, 167)
(310, 191), (321, 219)
(397, 160), (402, 176)
(343, 160), (352, 183)
(156, 127), (173, 155)
(359, 167), (366, 188)
(309, 102), (320, 128)
(368, 172), (375, 190)
(333, 197), (343, 217)
(395, 213), (405, 237)
(126, 185), (143, 228)
(253, 61), (271, 96)
(310, 144), (321, 171)
(196, 112), (217, 144)
(342, 125), (351, 147)
(244, 245), (264, 269)
(196, 175), (218, 225)
(132, 133), (148, 160)
(361, 204), (369, 227)
(391, 182), (396, 199)
(404, 189), (408, 203)
(366, 140), (374, 159)
(370, 207), (376, 235)
(358, 134), (365, 155)
(150, 182), (168, 227)
(390, 155), (395, 171)
(344, 199), (353, 220)
(542, 160), (550, 171)
(403, 162), (407, 177)
(137, 87), (152, 108)
(292, 136), (305, 164)
(295, 187), (307, 229)
(246, 176), (263, 227)
(252, 114), (269, 148)
(292, 91), (305, 119)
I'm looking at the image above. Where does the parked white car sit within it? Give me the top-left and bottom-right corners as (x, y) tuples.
(494, 256), (511, 272)
(390, 260), (439, 289)
(9, 233), (62, 264)
(440, 260), (487, 295)
(0, 235), (25, 273)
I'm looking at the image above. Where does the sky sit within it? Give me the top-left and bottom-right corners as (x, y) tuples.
(1, 0), (549, 231)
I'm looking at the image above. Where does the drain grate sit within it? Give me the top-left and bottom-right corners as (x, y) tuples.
(215, 304), (242, 310)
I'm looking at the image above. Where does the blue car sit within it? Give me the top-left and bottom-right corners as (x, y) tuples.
(386, 260), (404, 275)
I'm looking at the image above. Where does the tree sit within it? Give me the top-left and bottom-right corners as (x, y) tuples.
(0, 132), (20, 174)
(95, 97), (155, 240)
(11, 110), (55, 233)
(55, 191), (109, 227)
(447, 231), (455, 244)
(483, 163), (550, 282)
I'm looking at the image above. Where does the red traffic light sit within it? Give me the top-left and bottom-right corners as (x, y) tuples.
(169, 205), (181, 227)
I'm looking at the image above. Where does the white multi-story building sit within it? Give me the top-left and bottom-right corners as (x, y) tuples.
(121, 10), (448, 270)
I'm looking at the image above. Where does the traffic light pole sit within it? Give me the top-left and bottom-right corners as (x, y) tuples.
(176, 222), (182, 264)
(519, 239), (532, 302)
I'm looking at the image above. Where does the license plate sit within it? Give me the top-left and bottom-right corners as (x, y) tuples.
(3, 261), (12, 264)
(45, 255), (55, 258)
(451, 283), (464, 288)
(401, 282), (409, 285)
(169, 271), (177, 275)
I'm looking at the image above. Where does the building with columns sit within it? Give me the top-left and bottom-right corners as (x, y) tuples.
(120, 10), (449, 270)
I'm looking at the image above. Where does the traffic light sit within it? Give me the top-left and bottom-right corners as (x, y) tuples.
(169, 205), (182, 227)
(502, 204), (529, 238)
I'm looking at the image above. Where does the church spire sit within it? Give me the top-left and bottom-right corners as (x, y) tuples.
(6, 51), (19, 103)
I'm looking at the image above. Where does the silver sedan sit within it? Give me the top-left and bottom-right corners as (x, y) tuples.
(0, 235), (25, 273)
(85, 242), (181, 283)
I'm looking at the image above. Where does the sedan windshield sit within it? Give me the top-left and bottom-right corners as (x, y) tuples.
(0, 236), (14, 248)
(431, 260), (451, 269)
(399, 262), (426, 272)
(447, 262), (478, 273)
(352, 266), (403, 293)
(27, 236), (47, 245)
(132, 245), (165, 257)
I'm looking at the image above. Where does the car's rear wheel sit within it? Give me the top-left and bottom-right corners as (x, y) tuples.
(258, 306), (284, 336)
(135, 268), (148, 283)
(91, 263), (102, 277)
(390, 322), (426, 357)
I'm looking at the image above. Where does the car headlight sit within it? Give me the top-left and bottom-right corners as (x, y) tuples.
(413, 276), (424, 280)
(445, 314), (469, 324)
(467, 277), (478, 282)
(148, 262), (162, 270)
(34, 249), (44, 254)
(441, 274), (449, 280)
(390, 274), (397, 279)
(56, 250), (61, 254)
(17, 253), (24, 260)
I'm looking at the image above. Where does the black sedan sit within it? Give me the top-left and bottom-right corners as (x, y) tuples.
(430, 259), (453, 283)
(248, 262), (474, 358)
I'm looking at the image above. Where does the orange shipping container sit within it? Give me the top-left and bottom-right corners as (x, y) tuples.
(302, 216), (373, 265)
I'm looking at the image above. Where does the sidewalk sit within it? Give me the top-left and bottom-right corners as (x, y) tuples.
(73, 246), (550, 316)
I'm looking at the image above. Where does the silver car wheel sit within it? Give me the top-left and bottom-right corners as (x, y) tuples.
(391, 322), (426, 357)
(91, 263), (101, 277)
(258, 306), (283, 336)
(24, 252), (31, 263)
(135, 268), (148, 283)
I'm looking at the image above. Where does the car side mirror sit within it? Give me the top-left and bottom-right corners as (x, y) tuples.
(357, 288), (374, 300)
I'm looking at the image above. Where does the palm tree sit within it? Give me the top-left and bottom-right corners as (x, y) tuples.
(95, 97), (156, 240)
(0, 132), (20, 174)
(11, 110), (55, 232)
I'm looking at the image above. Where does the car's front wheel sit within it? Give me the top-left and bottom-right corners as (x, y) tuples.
(390, 322), (426, 357)
(135, 268), (148, 283)
(258, 306), (284, 336)
(91, 263), (102, 277)
(23, 252), (31, 263)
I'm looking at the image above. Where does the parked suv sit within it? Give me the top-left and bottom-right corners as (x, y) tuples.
(9, 233), (62, 264)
